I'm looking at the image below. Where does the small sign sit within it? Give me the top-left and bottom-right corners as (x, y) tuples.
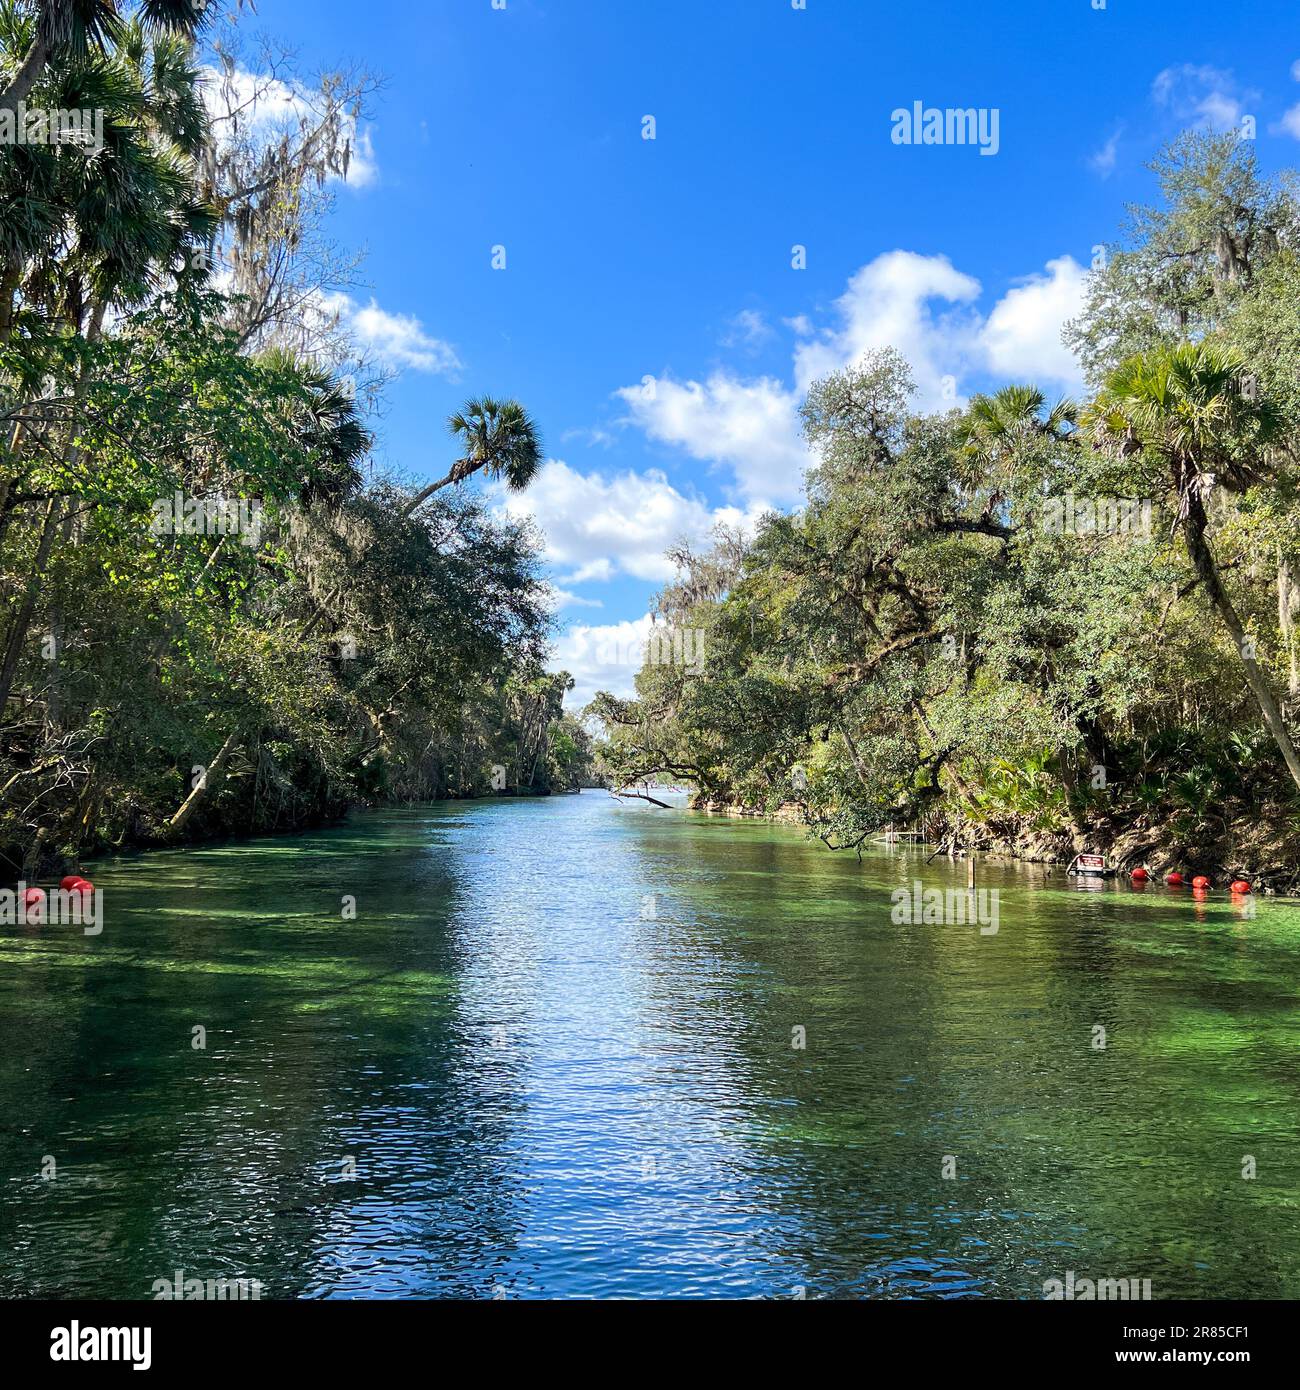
(1077, 854), (1106, 870)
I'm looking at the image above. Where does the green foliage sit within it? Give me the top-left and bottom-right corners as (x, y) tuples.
(0, 4), (579, 873)
(593, 134), (1300, 866)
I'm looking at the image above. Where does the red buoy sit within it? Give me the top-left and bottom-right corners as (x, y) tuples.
(22, 887), (44, 906)
(59, 875), (82, 890)
(1131, 868), (1150, 882)
(1192, 875), (1211, 889)
(1165, 872), (1184, 887)
(1231, 880), (1252, 894)
(68, 880), (93, 896)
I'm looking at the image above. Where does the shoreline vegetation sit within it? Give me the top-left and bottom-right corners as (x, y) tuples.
(688, 794), (1292, 894)
(0, 5), (596, 884)
(4, 5), (1299, 901)
(591, 133), (1300, 896)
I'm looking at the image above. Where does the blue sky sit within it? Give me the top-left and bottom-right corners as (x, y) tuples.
(229, 0), (1300, 704)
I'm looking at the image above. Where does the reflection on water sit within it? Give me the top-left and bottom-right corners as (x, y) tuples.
(0, 792), (1297, 1299)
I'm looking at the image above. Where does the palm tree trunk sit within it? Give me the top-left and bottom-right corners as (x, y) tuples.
(400, 471), (457, 518)
(0, 257), (22, 343)
(0, 34), (51, 117)
(1184, 495), (1300, 793)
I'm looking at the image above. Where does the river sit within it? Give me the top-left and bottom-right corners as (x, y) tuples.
(1, 791), (1297, 1299)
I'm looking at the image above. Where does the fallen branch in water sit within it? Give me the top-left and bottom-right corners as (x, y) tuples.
(610, 784), (672, 809)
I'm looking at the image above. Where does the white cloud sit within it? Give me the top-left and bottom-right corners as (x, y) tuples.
(978, 256), (1089, 393)
(319, 293), (461, 375)
(496, 459), (763, 584)
(561, 557), (616, 585)
(560, 425), (617, 449)
(615, 372), (808, 504)
(498, 458), (776, 704)
(543, 584), (603, 612)
(1273, 58), (1300, 138)
(722, 308), (774, 350)
(200, 65), (378, 188)
(1152, 64), (1252, 132)
(1088, 126), (1122, 177)
(793, 250), (983, 410)
(615, 250), (1088, 505)
(550, 615), (655, 709)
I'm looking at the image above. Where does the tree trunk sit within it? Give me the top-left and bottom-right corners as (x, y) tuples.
(167, 729), (241, 836)
(1055, 750), (1088, 848)
(0, 35), (51, 117)
(401, 458), (482, 518)
(1278, 555), (1300, 706)
(0, 257), (21, 344)
(400, 471), (456, 518)
(1185, 496), (1300, 793)
(0, 496), (63, 719)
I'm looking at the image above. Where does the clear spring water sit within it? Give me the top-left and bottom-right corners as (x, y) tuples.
(1, 791), (1296, 1299)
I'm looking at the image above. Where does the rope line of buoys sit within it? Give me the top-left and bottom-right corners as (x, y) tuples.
(43, 876), (96, 895)
(11, 877), (95, 924)
(1132, 868), (1253, 895)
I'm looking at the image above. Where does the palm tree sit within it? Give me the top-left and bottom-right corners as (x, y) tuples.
(957, 385), (1093, 837)
(961, 382), (1075, 438)
(1, 18), (217, 343)
(0, 0), (207, 115)
(1092, 340), (1300, 793)
(402, 397), (541, 517)
(0, 23), (218, 717)
(952, 384), (1077, 538)
(258, 348), (372, 505)
(957, 384), (1076, 474)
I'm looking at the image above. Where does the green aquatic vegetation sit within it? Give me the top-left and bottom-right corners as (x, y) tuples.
(2, 799), (1300, 1297)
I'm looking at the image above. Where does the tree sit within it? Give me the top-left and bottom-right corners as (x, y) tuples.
(1091, 340), (1300, 793)
(0, 0), (566, 874)
(198, 32), (382, 395)
(0, 0), (211, 116)
(402, 397), (542, 516)
(1066, 131), (1295, 387)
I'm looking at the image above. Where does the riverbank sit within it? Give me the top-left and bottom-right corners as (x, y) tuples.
(689, 793), (1299, 893)
(1, 782), (594, 889)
